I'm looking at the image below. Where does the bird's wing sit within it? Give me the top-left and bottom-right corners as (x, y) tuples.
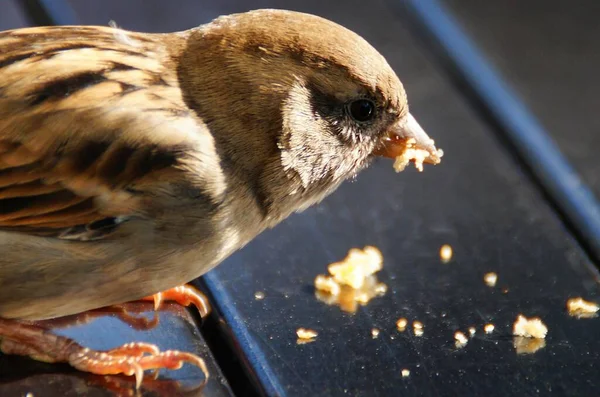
(0, 26), (220, 240)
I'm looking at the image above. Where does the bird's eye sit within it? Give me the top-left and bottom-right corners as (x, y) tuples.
(347, 99), (376, 123)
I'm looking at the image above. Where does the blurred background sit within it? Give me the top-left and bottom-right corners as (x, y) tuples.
(1, 1), (599, 396)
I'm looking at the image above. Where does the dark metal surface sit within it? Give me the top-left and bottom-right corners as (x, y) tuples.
(1, 1), (29, 30)
(19, 0), (78, 26)
(442, 0), (600, 194)
(437, 0), (600, 259)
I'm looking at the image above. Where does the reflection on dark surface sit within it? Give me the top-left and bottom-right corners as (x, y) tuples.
(315, 274), (387, 314)
(0, 303), (231, 397)
(512, 336), (546, 355)
(0, 370), (206, 397)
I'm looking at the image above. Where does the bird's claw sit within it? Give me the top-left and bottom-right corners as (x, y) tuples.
(68, 342), (209, 389)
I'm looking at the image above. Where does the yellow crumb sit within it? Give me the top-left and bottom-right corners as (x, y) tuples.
(396, 318), (408, 331)
(314, 275), (341, 296)
(327, 246), (383, 289)
(567, 297), (599, 318)
(314, 246), (387, 313)
(440, 244), (453, 263)
(374, 283), (388, 294)
(512, 315), (547, 339)
(413, 321), (424, 336)
(468, 327), (476, 336)
(454, 331), (468, 348)
(483, 272), (498, 287)
(484, 324), (495, 334)
(371, 328), (380, 338)
(513, 336), (546, 354)
(296, 328), (318, 340)
(254, 291), (265, 300)
(393, 138), (444, 173)
(401, 369), (411, 377)
(296, 338), (316, 345)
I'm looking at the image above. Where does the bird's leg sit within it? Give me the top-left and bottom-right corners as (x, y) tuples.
(141, 284), (211, 319)
(0, 318), (208, 389)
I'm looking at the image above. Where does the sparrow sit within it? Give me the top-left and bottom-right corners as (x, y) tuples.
(0, 9), (442, 387)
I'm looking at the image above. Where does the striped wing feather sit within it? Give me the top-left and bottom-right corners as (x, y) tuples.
(0, 26), (198, 239)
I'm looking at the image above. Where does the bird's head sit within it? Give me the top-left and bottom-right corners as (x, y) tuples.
(178, 9), (442, 222)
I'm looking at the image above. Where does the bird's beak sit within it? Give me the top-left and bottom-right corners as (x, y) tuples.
(374, 113), (443, 166)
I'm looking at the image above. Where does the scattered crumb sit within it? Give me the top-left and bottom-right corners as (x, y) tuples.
(296, 338), (316, 345)
(454, 331), (468, 348)
(484, 324), (495, 334)
(483, 272), (498, 287)
(327, 246), (383, 289)
(396, 318), (408, 331)
(371, 328), (380, 338)
(401, 369), (411, 377)
(502, 288), (509, 294)
(374, 283), (388, 294)
(296, 328), (318, 340)
(440, 244), (453, 263)
(314, 246), (387, 313)
(26, 393), (34, 397)
(413, 321), (424, 337)
(512, 315), (548, 339)
(513, 336), (546, 354)
(254, 291), (265, 300)
(468, 327), (476, 337)
(314, 275), (341, 296)
(567, 297), (599, 318)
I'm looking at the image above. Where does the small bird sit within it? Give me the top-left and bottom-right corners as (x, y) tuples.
(0, 9), (441, 386)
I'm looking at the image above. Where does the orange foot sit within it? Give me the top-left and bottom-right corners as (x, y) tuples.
(142, 284), (211, 319)
(0, 318), (208, 389)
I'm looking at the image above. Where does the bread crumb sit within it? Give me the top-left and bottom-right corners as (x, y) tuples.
(567, 297), (599, 318)
(392, 137), (444, 173)
(413, 321), (424, 336)
(513, 336), (546, 354)
(468, 327), (476, 336)
(314, 275), (341, 296)
(484, 324), (495, 334)
(254, 291), (265, 300)
(296, 328), (318, 340)
(371, 328), (380, 338)
(314, 246), (387, 313)
(396, 318), (408, 331)
(454, 331), (468, 348)
(401, 369), (411, 377)
(512, 315), (547, 339)
(374, 283), (388, 294)
(439, 244), (453, 263)
(327, 246), (383, 289)
(296, 338), (316, 345)
(483, 272), (498, 287)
